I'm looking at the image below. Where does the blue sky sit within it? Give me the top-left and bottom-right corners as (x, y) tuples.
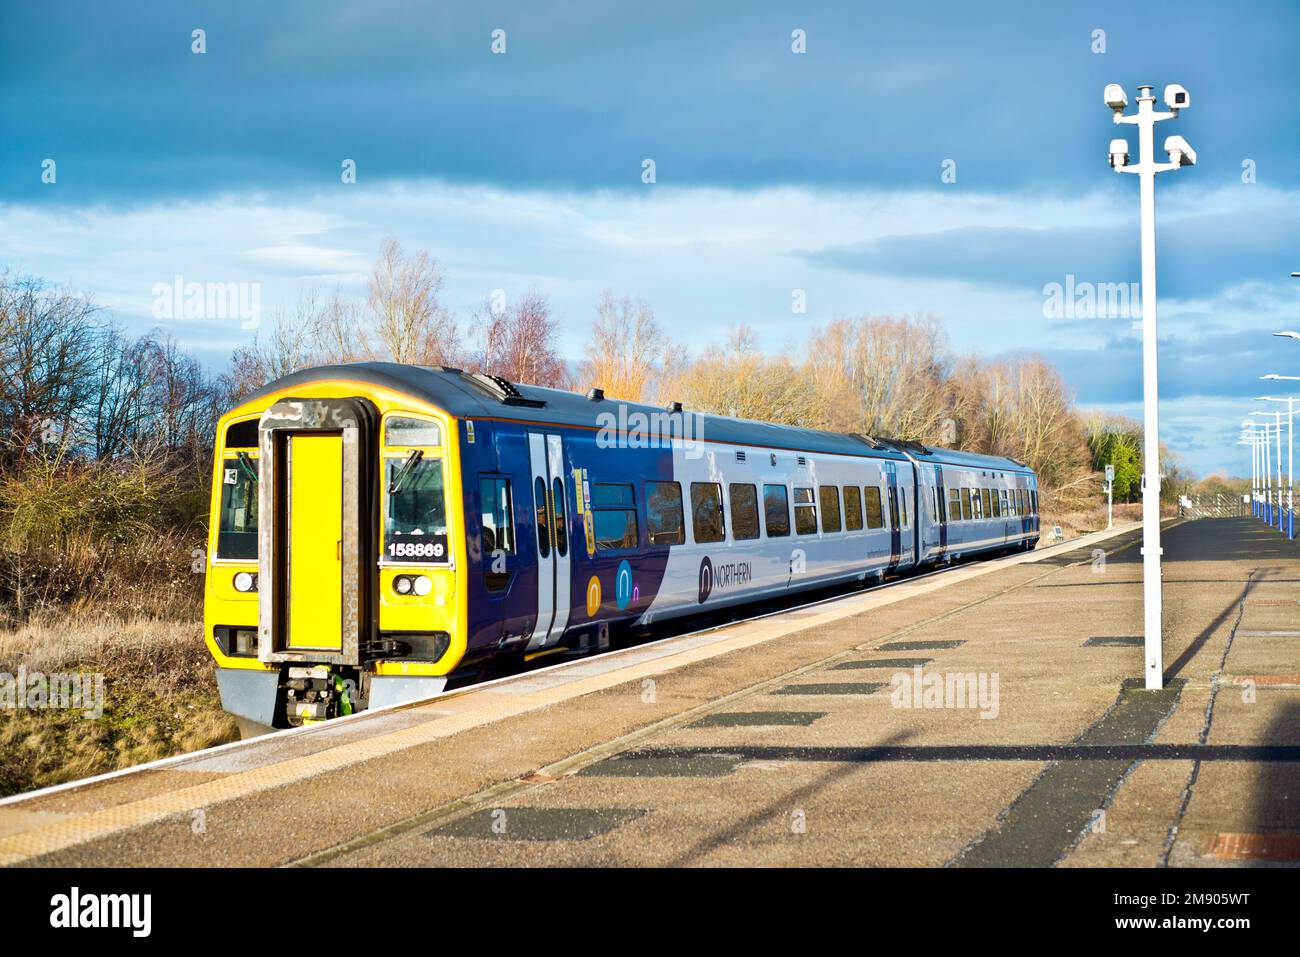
(2, 0), (1299, 475)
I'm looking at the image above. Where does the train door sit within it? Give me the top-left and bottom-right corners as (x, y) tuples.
(257, 397), (377, 668)
(931, 463), (947, 560)
(526, 433), (572, 649)
(885, 464), (902, 571)
(287, 433), (344, 650)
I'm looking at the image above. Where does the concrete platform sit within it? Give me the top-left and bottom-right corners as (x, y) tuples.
(3, 517), (1299, 868)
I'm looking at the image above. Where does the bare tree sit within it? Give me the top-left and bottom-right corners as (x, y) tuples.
(367, 238), (459, 366)
(579, 291), (679, 402)
(471, 290), (568, 388)
(803, 315), (954, 441)
(0, 273), (102, 459)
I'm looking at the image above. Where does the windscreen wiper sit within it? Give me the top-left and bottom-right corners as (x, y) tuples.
(388, 449), (424, 495)
(237, 451), (258, 482)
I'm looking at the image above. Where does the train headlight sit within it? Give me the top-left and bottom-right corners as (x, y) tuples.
(233, 572), (258, 593)
(393, 574), (433, 597)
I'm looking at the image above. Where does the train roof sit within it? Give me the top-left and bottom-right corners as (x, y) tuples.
(247, 362), (1034, 476)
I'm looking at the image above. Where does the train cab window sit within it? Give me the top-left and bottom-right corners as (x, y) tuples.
(1031, 490), (1038, 514)
(843, 486), (863, 531)
(385, 416), (442, 447)
(691, 483), (725, 543)
(794, 487), (817, 535)
(960, 488), (972, 521)
(385, 456), (450, 564)
(729, 483), (760, 540)
(591, 483), (638, 551)
(533, 477), (550, 559)
(865, 486), (885, 529)
(763, 484), (791, 537)
(551, 478), (568, 557)
(981, 488), (992, 519)
(646, 481), (685, 545)
(479, 477), (515, 556)
(947, 488), (961, 524)
(217, 454), (258, 560)
(819, 486), (842, 533)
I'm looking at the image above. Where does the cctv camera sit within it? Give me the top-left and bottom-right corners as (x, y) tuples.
(1164, 84), (1189, 111)
(1104, 83), (1128, 113)
(1164, 134), (1196, 167)
(1109, 138), (1130, 169)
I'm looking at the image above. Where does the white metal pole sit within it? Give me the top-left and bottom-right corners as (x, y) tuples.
(1248, 431), (1258, 512)
(1135, 88), (1163, 689)
(1265, 426), (1273, 521)
(1289, 399), (1294, 537)
(1277, 411), (1284, 529)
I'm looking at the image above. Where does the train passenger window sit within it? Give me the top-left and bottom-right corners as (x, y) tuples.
(385, 415), (442, 447)
(865, 487), (884, 529)
(533, 477), (550, 559)
(729, 483), (760, 540)
(947, 488), (961, 524)
(960, 488), (972, 521)
(971, 489), (982, 520)
(591, 483), (638, 551)
(1031, 490), (1038, 514)
(819, 486), (842, 533)
(552, 478), (568, 557)
(763, 485), (791, 537)
(794, 487), (817, 535)
(981, 488), (992, 519)
(385, 457), (450, 564)
(692, 483), (726, 543)
(478, 477), (514, 556)
(999, 489), (1008, 517)
(843, 486), (863, 531)
(899, 489), (907, 527)
(887, 487), (900, 529)
(1025, 489), (1032, 514)
(218, 455), (259, 560)
(646, 481), (685, 545)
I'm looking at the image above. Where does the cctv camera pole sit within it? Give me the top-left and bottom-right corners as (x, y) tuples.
(1113, 86), (1177, 689)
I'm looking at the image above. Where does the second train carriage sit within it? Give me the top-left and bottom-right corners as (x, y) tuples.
(204, 362), (1040, 733)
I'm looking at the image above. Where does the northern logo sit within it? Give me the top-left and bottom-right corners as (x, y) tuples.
(698, 556), (713, 604)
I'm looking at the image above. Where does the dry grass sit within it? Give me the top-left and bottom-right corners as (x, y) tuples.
(0, 615), (237, 797)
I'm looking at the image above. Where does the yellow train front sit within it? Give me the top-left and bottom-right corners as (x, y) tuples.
(205, 364), (473, 736)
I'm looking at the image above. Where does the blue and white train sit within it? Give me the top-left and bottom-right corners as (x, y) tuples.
(204, 363), (1040, 730)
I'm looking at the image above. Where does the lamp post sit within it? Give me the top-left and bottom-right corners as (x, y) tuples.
(1254, 393), (1298, 538)
(1105, 81), (1196, 690)
(1249, 413), (1277, 525)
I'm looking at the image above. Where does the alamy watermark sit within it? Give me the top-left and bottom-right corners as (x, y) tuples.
(890, 665), (999, 719)
(1, 666), (105, 719)
(151, 275), (261, 329)
(1043, 274), (1141, 320)
(596, 403), (705, 459)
